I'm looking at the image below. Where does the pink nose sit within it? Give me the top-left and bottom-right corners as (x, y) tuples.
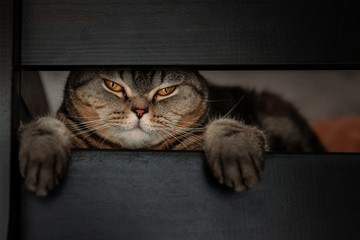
(131, 108), (148, 119)
(135, 109), (145, 117)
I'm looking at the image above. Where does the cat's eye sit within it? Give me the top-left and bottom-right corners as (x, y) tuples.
(104, 79), (123, 92)
(157, 86), (176, 96)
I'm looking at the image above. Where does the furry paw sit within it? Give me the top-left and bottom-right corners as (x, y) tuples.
(18, 117), (72, 196)
(204, 119), (266, 192)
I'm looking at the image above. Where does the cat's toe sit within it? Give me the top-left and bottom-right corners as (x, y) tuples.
(23, 158), (52, 196)
(24, 160), (39, 192)
(20, 145), (69, 196)
(37, 160), (57, 196)
(222, 159), (247, 192)
(238, 156), (262, 189)
(223, 155), (262, 192)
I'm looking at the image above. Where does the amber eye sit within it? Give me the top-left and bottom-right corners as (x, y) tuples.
(157, 86), (176, 96)
(104, 79), (123, 92)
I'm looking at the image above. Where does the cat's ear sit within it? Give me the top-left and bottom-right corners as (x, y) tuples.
(66, 71), (93, 90)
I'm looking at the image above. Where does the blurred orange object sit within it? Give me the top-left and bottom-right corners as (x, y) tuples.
(311, 116), (360, 152)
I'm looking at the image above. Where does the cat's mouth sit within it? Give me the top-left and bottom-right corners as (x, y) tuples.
(110, 119), (159, 148)
(119, 126), (155, 148)
(129, 126), (146, 133)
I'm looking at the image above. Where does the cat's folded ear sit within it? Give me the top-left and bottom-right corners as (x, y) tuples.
(65, 70), (91, 90)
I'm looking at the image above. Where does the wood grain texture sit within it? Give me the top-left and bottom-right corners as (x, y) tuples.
(21, 151), (360, 240)
(0, 0), (13, 238)
(21, 0), (360, 66)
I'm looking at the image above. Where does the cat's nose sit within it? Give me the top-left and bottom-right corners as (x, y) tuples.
(131, 107), (148, 119)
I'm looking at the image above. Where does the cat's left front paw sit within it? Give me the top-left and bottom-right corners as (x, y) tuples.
(204, 119), (266, 192)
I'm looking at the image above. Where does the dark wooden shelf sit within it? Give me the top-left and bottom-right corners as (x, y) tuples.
(21, 0), (360, 66)
(20, 151), (360, 240)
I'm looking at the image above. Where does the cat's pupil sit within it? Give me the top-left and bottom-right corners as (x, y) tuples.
(164, 88), (168, 92)
(111, 82), (115, 87)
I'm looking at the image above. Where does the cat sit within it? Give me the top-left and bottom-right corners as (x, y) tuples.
(18, 70), (325, 196)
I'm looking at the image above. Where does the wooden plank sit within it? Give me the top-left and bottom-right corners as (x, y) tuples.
(20, 151), (360, 240)
(0, 0), (13, 238)
(21, 0), (360, 67)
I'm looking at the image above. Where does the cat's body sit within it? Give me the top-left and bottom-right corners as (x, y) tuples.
(19, 70), (325, 196)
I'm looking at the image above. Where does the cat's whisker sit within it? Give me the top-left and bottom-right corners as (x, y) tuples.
(158, 124), (205, 148)
(206, 99), (230, 103)
(159, 127), (205, 145)
(81, 122), (112, 148)
(223, 93), (247, 118)
(165, 128), (205, 147)
(66, 121), (105, 131)
(160, 116), (205, 126)
(77, 124), (109, 141)
(174, 121), (206, 128)
(159, 129), (189, 150)
(64, 121), (107, 132)
(67, 122), (108, 136)
(62, 113), (101, 120)
(73, 120), (105, 127)
(175, 134), (203, 148)
(174, 126), (206, 131)
(173, 118), (206, 125)
(161, 123), (206, 132)
(170, 125), (205, 134)
(160, 116), (203, 127)
(163, 131), (188, 150)
(98, 130), (110, 148)
(170, 128), (203, 138)
(155, 129), (174, 150)
(160, 120), (204, 129)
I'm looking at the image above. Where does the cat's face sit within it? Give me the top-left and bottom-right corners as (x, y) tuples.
(64, 70), (208, 149)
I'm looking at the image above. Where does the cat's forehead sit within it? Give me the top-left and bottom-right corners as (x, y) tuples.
(123, 71), (157, 92)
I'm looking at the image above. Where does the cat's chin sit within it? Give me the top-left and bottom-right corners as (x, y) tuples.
(118, 128), (155, 149)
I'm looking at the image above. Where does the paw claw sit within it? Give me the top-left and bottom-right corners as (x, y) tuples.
(36, 188), (48, 197)
(234, 185), (246, 192)
(26, 181), (37, 192)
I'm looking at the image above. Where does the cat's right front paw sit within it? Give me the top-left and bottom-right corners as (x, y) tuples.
(204, 119), (266, 192)
(18, 118), (72, 196)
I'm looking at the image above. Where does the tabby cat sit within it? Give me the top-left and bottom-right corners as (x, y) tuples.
(19, 70), (325, 196)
